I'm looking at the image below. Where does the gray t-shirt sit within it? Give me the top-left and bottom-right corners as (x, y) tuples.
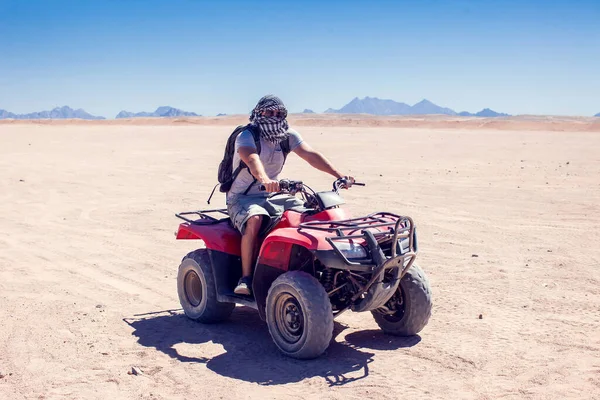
(226, 128), (304, 202)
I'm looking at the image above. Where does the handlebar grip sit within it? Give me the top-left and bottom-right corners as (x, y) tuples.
(353, 182), (366, 186)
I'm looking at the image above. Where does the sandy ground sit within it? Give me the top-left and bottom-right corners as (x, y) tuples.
(1, 118), (599, 399)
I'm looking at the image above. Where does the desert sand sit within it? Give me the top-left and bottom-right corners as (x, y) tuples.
(1, 116), (599, 400)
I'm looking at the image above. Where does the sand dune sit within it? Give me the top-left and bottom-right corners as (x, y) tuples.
(1, 119), (599, 399)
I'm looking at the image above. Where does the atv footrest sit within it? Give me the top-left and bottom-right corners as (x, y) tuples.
(217, 292), (258, 310)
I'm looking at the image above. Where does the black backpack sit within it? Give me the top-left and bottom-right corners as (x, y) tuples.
(207, 124), (291, 203)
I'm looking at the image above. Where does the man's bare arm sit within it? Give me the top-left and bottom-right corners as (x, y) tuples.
(293, 142), (344, 179)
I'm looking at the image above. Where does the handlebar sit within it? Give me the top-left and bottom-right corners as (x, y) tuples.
(258, 179), (304, 193)
(259, 178), (365, 194)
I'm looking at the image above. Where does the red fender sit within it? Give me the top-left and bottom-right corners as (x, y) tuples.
(176, 222), (241, 256)
(257, 228), (338, 271)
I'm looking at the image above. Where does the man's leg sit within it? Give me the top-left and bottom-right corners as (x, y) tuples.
(235, 215), (263, 295)
(240, 215), (262, 278)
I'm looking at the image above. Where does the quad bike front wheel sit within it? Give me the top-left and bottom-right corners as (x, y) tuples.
(371, 264), (432, 336)
(266, 271), (334, 359)
(177, 249), (235, 323)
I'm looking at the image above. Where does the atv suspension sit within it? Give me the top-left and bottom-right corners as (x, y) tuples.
(318, 268), (356, 316)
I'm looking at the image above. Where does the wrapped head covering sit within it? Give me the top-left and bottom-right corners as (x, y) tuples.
(249, 95), (289, 143)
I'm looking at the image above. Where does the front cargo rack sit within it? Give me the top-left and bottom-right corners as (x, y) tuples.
(298, 212), (417, 268)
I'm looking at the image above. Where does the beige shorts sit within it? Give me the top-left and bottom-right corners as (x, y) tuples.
(227, 194), (305, 235)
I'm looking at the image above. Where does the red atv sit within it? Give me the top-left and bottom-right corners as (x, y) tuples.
(175, 178), (432, 359)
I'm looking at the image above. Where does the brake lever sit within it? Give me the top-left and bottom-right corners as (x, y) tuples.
(334, 179), (366, 192)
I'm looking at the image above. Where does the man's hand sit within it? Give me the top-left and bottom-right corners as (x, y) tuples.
(261, 179), (280, 192)
(339, 176), (355, 189)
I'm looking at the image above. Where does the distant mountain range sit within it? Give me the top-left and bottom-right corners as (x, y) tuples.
(0, 102), (596, 119)
(115, 106), (199, 119)
(0, 106), (104, 120)
(324, 97), (510, 117)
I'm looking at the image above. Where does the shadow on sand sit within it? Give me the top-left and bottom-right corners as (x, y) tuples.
(124, 307), (420, 386)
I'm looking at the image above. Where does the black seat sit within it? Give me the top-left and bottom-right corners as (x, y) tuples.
(316, 191), (345, 209)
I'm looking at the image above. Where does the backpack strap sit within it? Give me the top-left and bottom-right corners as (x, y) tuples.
(240, 133), (292, 195)
(236, 125), (261, 195)
(227, 128), (291, 197)
(280, 136), (291, 162)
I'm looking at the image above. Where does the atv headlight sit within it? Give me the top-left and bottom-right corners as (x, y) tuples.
(336, 242), (368, 259)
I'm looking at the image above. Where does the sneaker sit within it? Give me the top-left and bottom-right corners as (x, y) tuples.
(234, 276), (252, 296)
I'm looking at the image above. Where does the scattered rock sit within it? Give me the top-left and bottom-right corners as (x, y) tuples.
(101, 352), (109, 356)
(566, 161), (570, 165)
(95, 304), (104, 309)
(0, 373), (4, 379)
(19, 179), (24, 182)
(478, 314), (483, 319)
(129, 366), (143, 376)
(525, 264), (529, 266)
(471, 254), (479, 257)
(379, 174), (383, 177)
(547, 249), (552, 252)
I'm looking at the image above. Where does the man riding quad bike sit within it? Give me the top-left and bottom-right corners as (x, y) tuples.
(174, 95), (432, 359)
(175, 178), (432, 359)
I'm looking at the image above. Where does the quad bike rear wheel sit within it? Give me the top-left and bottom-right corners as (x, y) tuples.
(371, 264), (432, 336)
(266, 271), (333, 359)
(177, 249), (235, 323)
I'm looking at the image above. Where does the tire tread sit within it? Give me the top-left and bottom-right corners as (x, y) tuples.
(371, 264), (432, 336)
(179, 249), (235, 323)
(266, 271), (333, 359)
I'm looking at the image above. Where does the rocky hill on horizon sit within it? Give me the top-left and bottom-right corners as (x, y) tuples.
(459, 108), (510, 117)
(115, 106), (199, 119)
(0, 106), (105, 120)
(324, 97), (510, 117)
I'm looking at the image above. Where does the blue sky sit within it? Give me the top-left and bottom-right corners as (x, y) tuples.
(0, 0), (598, 117)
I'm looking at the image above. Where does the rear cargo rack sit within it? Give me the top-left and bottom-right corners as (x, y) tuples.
(175, 209), (230, 225)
